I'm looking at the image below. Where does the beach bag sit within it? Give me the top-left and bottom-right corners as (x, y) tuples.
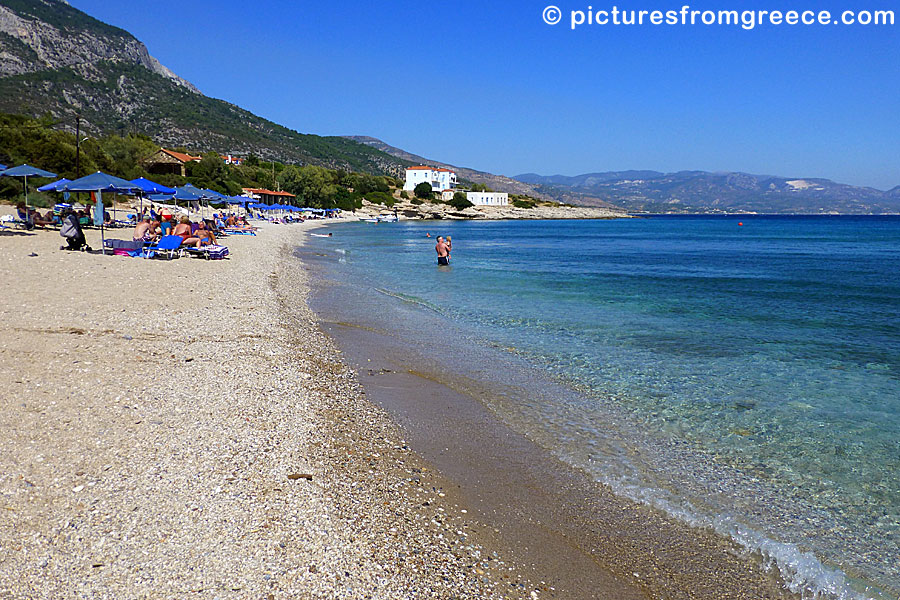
(205, 245), (229, 260)
(60, 215), (80, 239)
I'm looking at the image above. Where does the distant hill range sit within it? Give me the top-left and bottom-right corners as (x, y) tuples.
(0, 0), (408, 175)
(514, 171), (900, 214)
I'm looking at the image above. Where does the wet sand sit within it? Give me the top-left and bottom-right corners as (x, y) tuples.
(313, 288), (800, 600)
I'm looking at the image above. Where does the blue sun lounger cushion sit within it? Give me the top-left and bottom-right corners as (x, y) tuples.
(142, 235), (183, 259)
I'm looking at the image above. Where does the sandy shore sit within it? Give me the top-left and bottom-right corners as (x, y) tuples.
(0, 218), (530, 598)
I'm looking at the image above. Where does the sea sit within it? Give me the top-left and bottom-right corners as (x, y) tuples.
(302, 215), (900, 600)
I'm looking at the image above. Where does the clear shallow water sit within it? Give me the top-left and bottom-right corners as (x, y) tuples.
(304, 216), (900, 600)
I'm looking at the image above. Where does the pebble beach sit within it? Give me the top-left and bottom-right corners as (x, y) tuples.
(0, 219), (530, 599)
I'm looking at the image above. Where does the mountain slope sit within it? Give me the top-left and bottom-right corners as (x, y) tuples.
(515, 171), (900, 214)
(0, 0), (409, 176)
(0, 0), (197, 90)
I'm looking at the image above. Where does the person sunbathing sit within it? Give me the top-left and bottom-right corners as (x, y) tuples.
(195, 221), (217, 246)
(132, 217), (158, 242)
(226, 216), (256, 231)
(17, 203), (55, 227)
(36, 210), (56, 226)
(172, 217), (203, 248)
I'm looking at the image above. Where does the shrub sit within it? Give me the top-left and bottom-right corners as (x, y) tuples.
(399, 190), (409, 199)
(449, 191), (473, 210)
(513, 199), (535, 209)
(414, 182), (433, 199)
(366, 191), (396, 207)
(410, 198), (424, 205)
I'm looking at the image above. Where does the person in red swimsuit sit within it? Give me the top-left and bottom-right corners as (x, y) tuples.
(171, 216), (203, 248)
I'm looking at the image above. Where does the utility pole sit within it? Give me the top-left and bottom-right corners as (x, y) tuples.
(75, 114), (81, 203)
(75, 114), (81, 180)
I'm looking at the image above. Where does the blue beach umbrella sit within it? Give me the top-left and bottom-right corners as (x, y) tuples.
(167, 186), (203, 217)
(59, 171), (139, 194)
(0, 164), (57, 214)
(199, 189), (227, 217)
(148, 188), (196, 223)
(201, 188), (226, 200)
(130, 177), (176, 195)
(172, 185), (204, 201)
(173, 184), (212, 213)
(37, 178), (71, 192)
(130, 177), (176, 215)
(175, 183), (203, 200)
(59, 172), (140, 252)
(0, 164), (54, 178)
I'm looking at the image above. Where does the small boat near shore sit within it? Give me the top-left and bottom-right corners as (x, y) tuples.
(358, 214), (398, 223)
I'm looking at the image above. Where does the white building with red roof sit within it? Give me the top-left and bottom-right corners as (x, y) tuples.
(403, 165), (457, 192)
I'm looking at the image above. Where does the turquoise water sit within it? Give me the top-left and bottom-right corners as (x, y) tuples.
(304, 216), (900, 599)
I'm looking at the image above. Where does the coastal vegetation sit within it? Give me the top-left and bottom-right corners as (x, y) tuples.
(512, 198), (536, 209)
(449, 191), (474, 210)
(413, 182), (433, 200)
(0, 112), (401, 211)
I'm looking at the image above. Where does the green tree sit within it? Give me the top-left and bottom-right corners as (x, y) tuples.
(449, 191), (474, 209)
(332, 187), (360, 211)
(280, 165), (336, 208)
(414, 182), (433, 199)
(365, 191), (395, 207)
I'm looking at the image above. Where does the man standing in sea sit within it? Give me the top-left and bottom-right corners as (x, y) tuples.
(435, 236), (449, 265)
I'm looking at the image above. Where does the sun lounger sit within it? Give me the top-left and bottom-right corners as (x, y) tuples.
(0, 214), (23, 229)
(222, 228), (257, 236)
(141, 235), (183, 259)
(183, 244), (230, 260)
(103, 239), (147, 257)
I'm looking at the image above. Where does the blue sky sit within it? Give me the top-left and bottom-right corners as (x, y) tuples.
(70, 0), (898, 189)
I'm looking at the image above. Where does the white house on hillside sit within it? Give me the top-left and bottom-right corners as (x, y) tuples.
(404, 166), (457, 192)
(467, 191), (509, 206)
